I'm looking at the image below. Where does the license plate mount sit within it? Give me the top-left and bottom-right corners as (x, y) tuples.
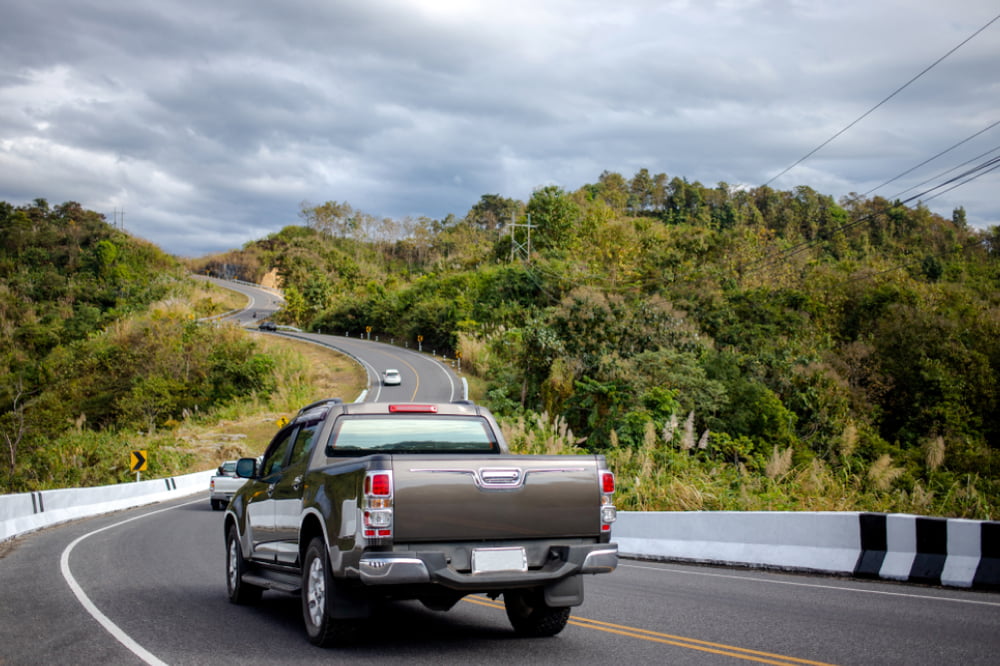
(471, 547), (527, 574)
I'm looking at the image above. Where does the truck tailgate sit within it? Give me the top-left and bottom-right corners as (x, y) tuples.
(391, 455), (601, 541)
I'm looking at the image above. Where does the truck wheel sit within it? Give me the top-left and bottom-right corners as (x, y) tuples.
(504, 588), (571, 637)
(226, 525), (262, 604)
(302, 538), (361, 647)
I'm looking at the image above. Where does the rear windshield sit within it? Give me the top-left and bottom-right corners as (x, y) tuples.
(326, 416), (499, 455)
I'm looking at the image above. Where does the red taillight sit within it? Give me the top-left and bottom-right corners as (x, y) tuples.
(365, 472), (392, 496)
(363, 471), (393, 540)
(599, 469), (616, 529)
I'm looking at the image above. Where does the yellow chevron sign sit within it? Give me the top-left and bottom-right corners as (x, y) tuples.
(130, 450), (148, 472)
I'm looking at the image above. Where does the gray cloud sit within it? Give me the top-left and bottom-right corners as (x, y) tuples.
(1, 0), (998, 256)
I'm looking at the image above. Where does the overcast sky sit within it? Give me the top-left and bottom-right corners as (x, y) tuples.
(1, 1), (998, 257)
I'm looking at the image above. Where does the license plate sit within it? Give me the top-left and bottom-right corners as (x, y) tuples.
(471, 547), (527, 574)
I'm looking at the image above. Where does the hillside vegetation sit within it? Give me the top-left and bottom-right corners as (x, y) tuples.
(188, 172), (1000, 519)
(0, 199), (363, 491)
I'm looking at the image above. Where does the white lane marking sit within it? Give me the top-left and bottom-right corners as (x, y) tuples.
(620, 563), (1000, 607)
(429, 354), (460, 402)
(60, 498), (205, 665)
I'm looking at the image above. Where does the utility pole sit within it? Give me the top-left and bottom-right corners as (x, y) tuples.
(509, 213), (534, 263)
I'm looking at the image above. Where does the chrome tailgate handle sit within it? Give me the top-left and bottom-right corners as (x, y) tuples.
(478, 468), (523, 488)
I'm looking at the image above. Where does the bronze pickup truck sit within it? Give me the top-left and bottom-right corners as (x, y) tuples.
(224, 399), (618, 646)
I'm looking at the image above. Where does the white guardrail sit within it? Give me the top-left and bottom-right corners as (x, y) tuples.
(3, 479), (997, 592)
(0, 470), (214, 542)
(612, 511), (999, 590)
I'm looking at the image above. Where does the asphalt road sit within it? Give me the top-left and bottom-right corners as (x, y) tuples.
(1, 495), (998, 665)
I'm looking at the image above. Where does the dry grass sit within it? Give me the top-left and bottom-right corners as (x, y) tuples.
(765, 446), (794, 479)
(177, 333), (366, 471)
(188, 279), (248, 315)
(924, 436), (946, 471)
(867, 454), (904, 492)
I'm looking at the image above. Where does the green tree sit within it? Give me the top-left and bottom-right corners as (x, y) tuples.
(628, 168), (654, 213)
(524, 186), (579, 253)
(467, 194), (522, 231)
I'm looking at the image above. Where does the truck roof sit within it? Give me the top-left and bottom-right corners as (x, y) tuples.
(341, 401), (482, 416)
(295, 400), (484, 419)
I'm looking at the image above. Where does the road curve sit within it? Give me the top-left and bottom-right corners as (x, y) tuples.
(192, 275), (284, 326)
(277, 331), (465, 404)
(198, 276), (464, 404)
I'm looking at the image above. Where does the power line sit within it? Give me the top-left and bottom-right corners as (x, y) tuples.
(764, 12), (1000, 187)
(865, 120), (1000, 196)
(737, 152), (1000, 280)
(742, 157), (999, 278)
(890, 142), (1000, 200)
(843, 234), (990, 285)
(903, 155), (1000, 204)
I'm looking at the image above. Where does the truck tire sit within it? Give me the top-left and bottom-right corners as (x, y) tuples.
(302, 537), (361, 647)
(211, 499), (224, 511)
(226, 525), (262, 604)
(504, 588), (571, 637)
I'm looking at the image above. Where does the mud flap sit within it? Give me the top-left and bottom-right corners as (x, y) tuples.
(327, 579), (373, 619)
(543, 575), (583, 607)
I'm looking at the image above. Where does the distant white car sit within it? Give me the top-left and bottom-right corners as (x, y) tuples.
(382, 369), (401, 386)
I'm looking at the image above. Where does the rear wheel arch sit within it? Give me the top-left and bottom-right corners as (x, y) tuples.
(299, 513), (326, 564)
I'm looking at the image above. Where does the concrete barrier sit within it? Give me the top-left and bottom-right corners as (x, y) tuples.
(613, 511), (862, 575)
(612, 510), (1000, 590)
(1, 470), (213, 542)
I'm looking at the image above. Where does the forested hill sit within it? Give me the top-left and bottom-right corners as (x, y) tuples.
(190, 171), (1000, 518)
(0, 200), (278, 491)
(1, 199), (179, 356)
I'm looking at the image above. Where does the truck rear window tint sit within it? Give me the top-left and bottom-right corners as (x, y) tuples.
(326, 417), (498, 455)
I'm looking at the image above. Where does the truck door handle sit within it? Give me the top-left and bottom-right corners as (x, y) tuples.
(293, 476), (303, 490)
(267, 483), (276, 497)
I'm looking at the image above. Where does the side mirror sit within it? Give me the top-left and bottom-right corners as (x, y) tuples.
(235, 457), (257, 479)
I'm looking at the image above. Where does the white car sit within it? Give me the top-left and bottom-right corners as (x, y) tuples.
(382, 368), (401, 386)
(209, 461), (247, 510)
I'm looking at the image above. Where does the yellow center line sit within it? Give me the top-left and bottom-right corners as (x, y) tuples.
(462, 597), (838, 666)
(407, 354), (420, 401)
(377, 349), (421, 400)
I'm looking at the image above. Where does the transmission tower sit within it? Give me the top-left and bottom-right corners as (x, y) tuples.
(509, 214), (534, 263)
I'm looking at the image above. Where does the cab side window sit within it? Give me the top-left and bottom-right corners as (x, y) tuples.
(288, 423), (318, 470)
(261, 428), (296, 478)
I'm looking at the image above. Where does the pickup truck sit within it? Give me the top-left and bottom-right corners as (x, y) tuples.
(209, 461), (248, 511)
(224, 399), (618, 646)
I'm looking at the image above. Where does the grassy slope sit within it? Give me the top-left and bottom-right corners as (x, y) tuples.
(176, 332), (366, 472)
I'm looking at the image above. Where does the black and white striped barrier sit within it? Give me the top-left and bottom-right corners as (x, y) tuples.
(1, 470), (214, 541)
(855, 513), (999, 588)
(612, 511), (999, 590)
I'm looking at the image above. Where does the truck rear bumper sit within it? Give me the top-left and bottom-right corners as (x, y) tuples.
(356, 542), (618, 589)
